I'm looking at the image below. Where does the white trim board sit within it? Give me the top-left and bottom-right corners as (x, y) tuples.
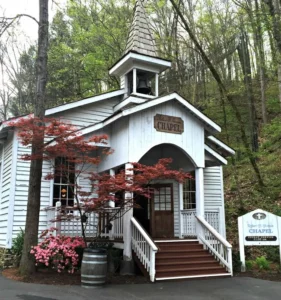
(46, 89), (125, 115)
(109, 52), (171, 76)
(80, 93), (221, 136)
(113, 96), (146, 112)
(205, 145), (227, 165)
(154, 239), (198, 243)
(207, 136), (235, 155)
(155, 273), (231, 281)
(6, 132), (18, 248)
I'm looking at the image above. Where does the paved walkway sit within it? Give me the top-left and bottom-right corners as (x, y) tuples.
(0, 275), (281, 300)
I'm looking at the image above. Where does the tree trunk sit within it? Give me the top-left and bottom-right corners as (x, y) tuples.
(170, 0), (264, 187)
(254, 0), (267, 123)
(237, 31), (259, 152)
(264, 0), (281, 109)
(19, 0), (48, 276)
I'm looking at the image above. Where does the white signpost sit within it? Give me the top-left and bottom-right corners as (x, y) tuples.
(238, 209), (281, 272)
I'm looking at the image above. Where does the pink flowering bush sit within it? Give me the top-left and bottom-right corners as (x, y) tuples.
(30, 228), (86, 273)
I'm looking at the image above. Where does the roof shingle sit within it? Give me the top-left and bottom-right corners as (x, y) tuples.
(125, 0), (157, 57)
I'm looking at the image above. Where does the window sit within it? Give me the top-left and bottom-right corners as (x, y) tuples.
(53, 157), (75, 207)
(153, 186), (172, 211)
(183, 172), (196, 209)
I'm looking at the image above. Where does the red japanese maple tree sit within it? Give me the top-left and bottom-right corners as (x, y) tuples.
(9, 116), (192, 243)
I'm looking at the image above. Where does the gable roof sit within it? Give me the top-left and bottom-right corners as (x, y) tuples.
(207, 136), (235, 156)
(45, 89), (125, 115)
(125, 0), (157, 57)
(79, 92), (221, 136)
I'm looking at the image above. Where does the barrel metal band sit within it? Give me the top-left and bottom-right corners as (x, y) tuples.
(82, 280), (106, 284)
(82, 260), (107, 264)
(83, 254), (107, 258)
(81, 275), (105, 278)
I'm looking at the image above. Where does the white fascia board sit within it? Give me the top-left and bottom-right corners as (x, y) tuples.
(113, 96), (147, 112)
(79, 112), (123, 136)
(79, 93), (221, 136)
(205, 145), (227, 165)
(122, 93), (221, 133)
(207, 135), (235, 155)
(6, 132), (18, 248)
(45, 89), (125, 115)
(109, 52), (171, 76)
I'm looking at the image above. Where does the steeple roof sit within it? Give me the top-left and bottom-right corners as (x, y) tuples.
(125, 0), (157, 57)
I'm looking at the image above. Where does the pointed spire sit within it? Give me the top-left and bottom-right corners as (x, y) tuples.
(125, 0), (157, 57)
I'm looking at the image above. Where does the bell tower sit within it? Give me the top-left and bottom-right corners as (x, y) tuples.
(109, 0), (171, 101)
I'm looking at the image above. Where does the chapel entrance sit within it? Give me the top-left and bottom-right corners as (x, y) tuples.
(135, 143), (196, 239)
(133, 184), (174, 238)
(150, 184), (174, 238)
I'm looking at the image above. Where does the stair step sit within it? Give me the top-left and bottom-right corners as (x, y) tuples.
(157, 245), (203, 251)
(156, 253), (214, 261)
(157, 249), (208, 255)
(156, 260), (219, 269)
(154, 241), (198, 246)
(156, 264), (224, 272)
(156, 266), (228, 278)
(156, 273), (231, 281)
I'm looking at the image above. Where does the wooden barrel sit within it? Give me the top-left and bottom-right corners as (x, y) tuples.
(81, 248), (107, 288)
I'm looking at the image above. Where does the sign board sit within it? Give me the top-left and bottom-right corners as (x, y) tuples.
(154, 114), (184, 134)
(238, 209), (281, 271)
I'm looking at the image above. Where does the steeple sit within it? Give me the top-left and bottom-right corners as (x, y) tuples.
(125, 0), (157, 57)
(109, 0), (171, 101)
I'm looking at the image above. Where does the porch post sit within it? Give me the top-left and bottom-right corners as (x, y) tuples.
(133, 68), (137, 94)
(120, 163), (135, 275)
(109, 169), (115, 208)
(179, 183), (183, 238)
(195, 168), (204, 239)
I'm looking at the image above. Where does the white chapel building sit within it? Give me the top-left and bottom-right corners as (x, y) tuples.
(0, 0), (234, 281)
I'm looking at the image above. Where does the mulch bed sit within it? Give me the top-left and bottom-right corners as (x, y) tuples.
(1, 268), (150, 285)
(235, 270), (281, 282)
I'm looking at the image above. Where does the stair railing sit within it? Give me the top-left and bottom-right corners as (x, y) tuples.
(131, 217), (158, 282)
(196, 215), (233, 275)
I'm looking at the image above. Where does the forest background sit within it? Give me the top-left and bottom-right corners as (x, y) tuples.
(1, 0), (281, 259)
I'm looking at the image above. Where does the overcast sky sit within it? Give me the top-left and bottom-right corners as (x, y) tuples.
(1, 0), (67, 43)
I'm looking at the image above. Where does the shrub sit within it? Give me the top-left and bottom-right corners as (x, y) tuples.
(245, 260), (254, 270)
(11, 228), (25, 266)
(30, 228), (86, 273)
(256, 256), (270, 270)
(263, 246), (280, 263)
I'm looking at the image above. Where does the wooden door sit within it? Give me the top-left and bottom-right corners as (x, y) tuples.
(151, 184), (174, 238)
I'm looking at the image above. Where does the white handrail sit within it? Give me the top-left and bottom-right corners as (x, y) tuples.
(131, 217), (158, 251)
(131, 217), (158, 282)
(196, 215), (233, 275)
(197, 216), (232, 248)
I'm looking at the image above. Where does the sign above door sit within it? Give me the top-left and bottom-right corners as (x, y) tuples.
(154, 114), (184, 134)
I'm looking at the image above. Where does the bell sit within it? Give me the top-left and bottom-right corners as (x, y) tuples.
(137, 77), (152, 94)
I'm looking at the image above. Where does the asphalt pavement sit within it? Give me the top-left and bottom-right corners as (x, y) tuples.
(0, 274), (281, 300)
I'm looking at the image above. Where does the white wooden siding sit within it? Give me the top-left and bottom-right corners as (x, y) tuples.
(0, 135), (14, 247)
(98, 100), (204, 172)
(77, 163), (98, 197)
(128, 102), (204, 166)
(11, 143), (101, 242)
(13, 144), (52, 240)
(51, 98), (120, 128)
(97, 117), (129, 172)
(204, 166), (226, 237)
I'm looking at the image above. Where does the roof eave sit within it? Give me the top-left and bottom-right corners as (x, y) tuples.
(109, 51), (172, 77)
